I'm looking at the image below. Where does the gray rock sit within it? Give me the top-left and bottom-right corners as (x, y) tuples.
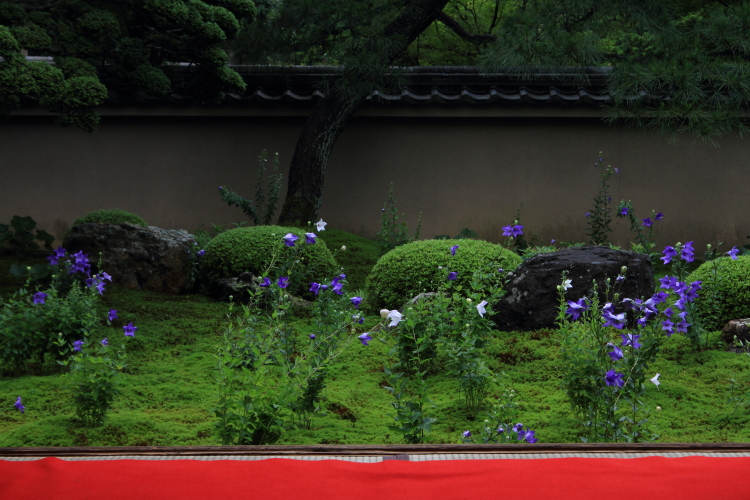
(722, 318), (750, 344)
(62, 223), (195, 294)
(491, 246), (654, 332)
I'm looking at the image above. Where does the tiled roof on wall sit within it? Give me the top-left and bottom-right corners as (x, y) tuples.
(101, 65), (613, 107)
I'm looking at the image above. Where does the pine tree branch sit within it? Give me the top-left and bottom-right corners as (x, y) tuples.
(433, 9), (497, 44)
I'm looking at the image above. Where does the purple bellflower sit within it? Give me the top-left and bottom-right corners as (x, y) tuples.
(101, 338), (108, 346)
(655, 212), (664, 221)
(607, 343), (624, 361)
(197, 250), (206, 257)
(450, 245), (459, 256)
(47, 247), (67, 266)
(309, 334), (316, 340)
(642, 218), (653, 228)
(14, 397), (25, 414)
(681, 241), (695, 263)
(33, 292), (47, 305)
(621, 333), (642, 349)
(260, 277), (271, 287)
(108, 310), (118, 322)
(123, 322), (138, 337)
(278, 277), (290, 289)
(358, 333), (372, 346)
(332, 282), (344, 295)
(73, 339), (84, 352)
(310, 282), (321, 295)
(566, 298), (589, 321)
(448, 272), (458, 281)
(727, 247), (740, 260)
(502, 225), (524, 238)
(283, 233), (299, 247)
(351, 297), (363, 309)
(620, 207), (629, 216)
(661, 246), (677, 265)
(605, 370), (625, 388)
(462, 430), (472, 439)
(305, 233), (317, 244)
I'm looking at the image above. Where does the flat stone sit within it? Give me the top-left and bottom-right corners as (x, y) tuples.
(491, 245), (655, 332)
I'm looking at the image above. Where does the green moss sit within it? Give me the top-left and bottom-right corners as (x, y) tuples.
(365, 239), (522, 309)
(2, 274), (750, 446)
(71, 209), (147, 227)
(200, 226), (338, 298)
(316, 229), (379, 292)
(687, 255), (750, 331)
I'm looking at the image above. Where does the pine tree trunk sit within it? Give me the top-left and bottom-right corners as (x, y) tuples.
(277, 91), (359, 226)
(277, 0), (450, 226)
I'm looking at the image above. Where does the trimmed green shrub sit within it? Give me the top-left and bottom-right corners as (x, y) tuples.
(201, 226), (338, 297)
(71, 209), (147, 227)
(317, 228), (379, 292)
(365, 239), (522, 309)
(687, 255), (750, 331)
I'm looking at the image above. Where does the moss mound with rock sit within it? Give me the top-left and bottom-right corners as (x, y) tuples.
(201, 226), (339, 297)
(365, 239), (522, 309)
(687, 255), (750, 331)
(71, 209), (147, 227)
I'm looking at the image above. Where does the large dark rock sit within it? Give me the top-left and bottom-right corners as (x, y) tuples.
(62, 223), (195, 294)
(491, 246), (655, 332)
(722, 318), (750, 344)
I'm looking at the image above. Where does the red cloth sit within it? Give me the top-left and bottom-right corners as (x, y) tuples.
(1, 456), (747, 500)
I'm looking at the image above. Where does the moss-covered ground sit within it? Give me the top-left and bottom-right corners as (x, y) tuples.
(1, 242), (748, 447)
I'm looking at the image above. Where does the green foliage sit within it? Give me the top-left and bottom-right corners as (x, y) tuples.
(71, 209), (148, 228)
(366, 239), (521, 310)
(586, 153), (615, 246)
(557, 273), (662, 443)
(1, 0), (252, 130)
(2, 269), (750, 446)
(316, 228), (379, 293)
(200, 226), (338, 298)
(213, 278), (361, 443)
(688, 255), (750, 332)
(0, 215), (54, 258)
(56, 334), (129, 427)
(219, 149), (283, 226)
(376, 183), (421, 257)
(0, 273), (100, 374)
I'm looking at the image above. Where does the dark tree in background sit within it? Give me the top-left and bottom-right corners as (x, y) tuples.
(0, 0), (253, 131)
(3, 1), (750, 225)
(237, 0), (750, 226)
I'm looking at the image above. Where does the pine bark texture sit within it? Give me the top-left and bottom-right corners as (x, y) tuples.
(277, 0), (450, 226)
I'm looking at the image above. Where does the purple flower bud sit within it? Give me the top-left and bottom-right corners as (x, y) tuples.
(462, 430), (472, 438)
(101, 338), (108, 346)
(309, 334), (316, 340)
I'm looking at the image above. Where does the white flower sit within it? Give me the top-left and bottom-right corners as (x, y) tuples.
(387, 310), (403, 327)
(316, 219), (327, 231)
(650, 373), (660, 387)
(466, 298), (472, 303)
(562, 279), (572, 290)
(656, 406), (662, 411)
(380, 309), (390, 318)
(477, 300), (488, 318)
(341, 245), (346, 250)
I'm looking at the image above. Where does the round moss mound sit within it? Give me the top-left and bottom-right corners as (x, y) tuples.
(201, 226), (338, 297)
(365, 239), (522, 309)
(687, 255), (750, 331)
(71, 209), (147, 227)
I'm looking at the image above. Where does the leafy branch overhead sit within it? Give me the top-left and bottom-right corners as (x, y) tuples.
(0, 0), (253, 131)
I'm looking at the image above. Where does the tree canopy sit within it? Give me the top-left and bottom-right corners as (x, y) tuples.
(3, 0), (750, 223)
(0, 0), (253, 131)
